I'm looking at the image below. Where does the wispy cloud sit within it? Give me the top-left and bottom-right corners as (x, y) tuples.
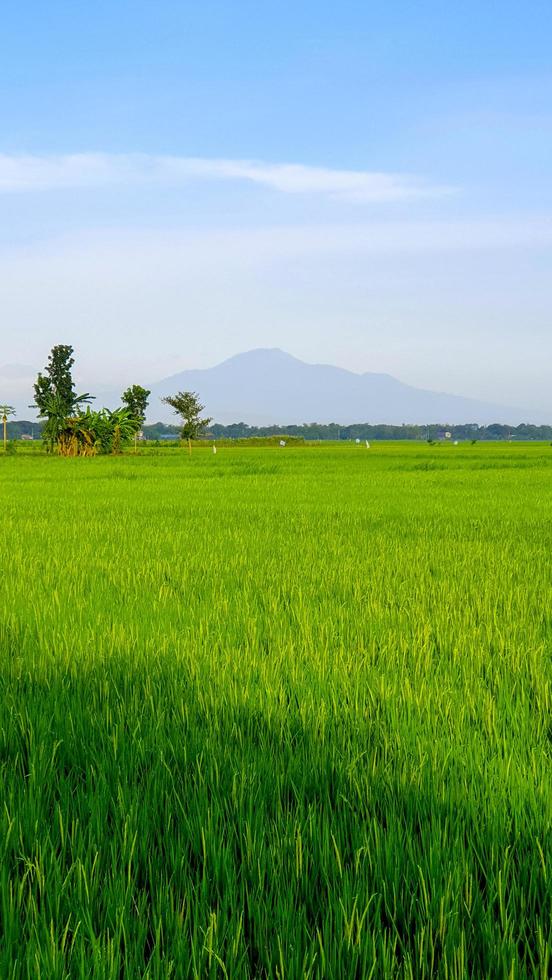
(0, 153), (451, 202)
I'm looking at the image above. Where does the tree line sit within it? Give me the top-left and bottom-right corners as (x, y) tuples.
(11, 418), (551, 444)
(143, 420), (552, 442)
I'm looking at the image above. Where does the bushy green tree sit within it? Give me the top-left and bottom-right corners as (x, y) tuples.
(121, 384), (151, 453)
(161, 391), (212, 455)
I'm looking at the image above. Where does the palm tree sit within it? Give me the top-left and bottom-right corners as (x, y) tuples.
(0, 405), (15, 452)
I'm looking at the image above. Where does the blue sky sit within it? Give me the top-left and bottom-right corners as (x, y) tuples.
(1, 1), (551, 417)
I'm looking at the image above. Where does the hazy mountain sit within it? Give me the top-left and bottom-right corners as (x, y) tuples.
(148, 348), (536, 426)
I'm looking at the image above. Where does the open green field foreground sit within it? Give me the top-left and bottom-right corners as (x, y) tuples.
(2, 443), (552, 978)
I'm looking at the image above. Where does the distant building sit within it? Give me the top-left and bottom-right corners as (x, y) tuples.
(20, 434), (33, 441)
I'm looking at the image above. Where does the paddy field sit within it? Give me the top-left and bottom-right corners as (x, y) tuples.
(1, 442), (551, 977)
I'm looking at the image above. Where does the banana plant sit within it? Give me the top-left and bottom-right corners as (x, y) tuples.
(82, 407), (137, 454)
(66, 407), (137, 456)
(38, 391), (93, 453)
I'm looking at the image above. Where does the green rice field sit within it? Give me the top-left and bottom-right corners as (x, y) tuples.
(1, 442), (552, 978)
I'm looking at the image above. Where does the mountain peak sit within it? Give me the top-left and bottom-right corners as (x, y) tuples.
(220, 347), (301, 367)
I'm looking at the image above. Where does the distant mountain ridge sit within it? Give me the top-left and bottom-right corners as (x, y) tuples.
(148, 348), (537, 426)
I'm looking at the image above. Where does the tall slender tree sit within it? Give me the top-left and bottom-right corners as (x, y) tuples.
(161, 391), (211, 455)
(32, 345), (92, 451)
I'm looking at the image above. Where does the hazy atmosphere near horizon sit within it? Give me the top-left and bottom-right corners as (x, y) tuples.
(1, 1), (551, 420)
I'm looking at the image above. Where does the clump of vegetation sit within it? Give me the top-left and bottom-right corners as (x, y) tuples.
(31, 345), (151, 456)
(36, 397), (137, 457)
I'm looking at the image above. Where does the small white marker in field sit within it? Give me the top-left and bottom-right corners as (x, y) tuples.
(212, 445), (217, 454)
(355, 438), (360, 444)
(365, 441), (370, 449)
(280, 440), (286, 447)
(453, 441), (459, 446)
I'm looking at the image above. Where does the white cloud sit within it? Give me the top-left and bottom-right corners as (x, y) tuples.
(0, 153), (450, 202)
